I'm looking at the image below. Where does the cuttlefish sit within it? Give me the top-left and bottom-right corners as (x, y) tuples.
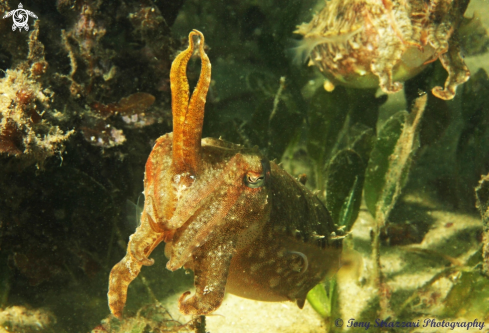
(108, 30), (342, 317)
(293, 0), (470, 100)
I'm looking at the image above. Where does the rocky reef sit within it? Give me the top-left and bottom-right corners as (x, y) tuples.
(0, 0), (181, 167)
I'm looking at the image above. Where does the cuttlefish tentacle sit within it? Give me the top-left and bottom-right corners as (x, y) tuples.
(166, 153), (247, 231)
(178, 237), (236, 315)
(157, 30), (211, 232)
(431, 40), (470, 100)
(171, 29), (211, 177)
(170, 31), (194, 175)
(167, 156), (249, 271)
(108, 210), (166, 318)
(108, 140), (171, 318)
(184, 30), (211, 174)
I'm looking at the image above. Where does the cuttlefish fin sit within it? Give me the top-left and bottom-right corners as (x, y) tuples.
(296, 298), (306, 309)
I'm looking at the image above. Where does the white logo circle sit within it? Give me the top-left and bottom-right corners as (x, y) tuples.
(13, 9), (28, 27)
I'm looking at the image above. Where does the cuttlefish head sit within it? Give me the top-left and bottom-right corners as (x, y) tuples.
(166, 146), (272, 271)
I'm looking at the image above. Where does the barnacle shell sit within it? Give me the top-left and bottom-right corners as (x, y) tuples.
(294, 0), (471, 100)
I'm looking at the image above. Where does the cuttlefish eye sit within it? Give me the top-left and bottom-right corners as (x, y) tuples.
(244, 159), (270, 188)
(244, 173), (265, 188)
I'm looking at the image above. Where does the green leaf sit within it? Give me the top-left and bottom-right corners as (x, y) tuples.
(350, 126), (375, 165)
(364, 111), (407, 217)
(442, 271), (489, 319)
(375, 95), (427, 223)
(327, 277), (339, 320)
(337, 176), (361, 232)
(325, 150), (364, 228)
(324, 124), (374, 230)
(306, 283), (331, 318)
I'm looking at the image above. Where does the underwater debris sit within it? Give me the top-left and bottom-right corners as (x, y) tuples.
(58, 1), (108, 97)
(90, 93), (155, 119)
(52, 1), (176, 149)
(92, 304), (191, 333)
(379, 221), (430, 246)
(0, 68), (73, 164)
(81, 92), (155, 148)
(0, 21), (72, 166)
(57, 0), (176, 102)
(127, 4), (178, 97)
(294, 0), (471, 100)
(81, 120), (127, 148)
(0, 306), (54, 332)
(476, 173), (489, 277)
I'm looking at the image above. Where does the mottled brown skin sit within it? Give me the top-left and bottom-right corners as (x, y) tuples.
(108, 30), (342, 318)
(294, 0), (470, 100)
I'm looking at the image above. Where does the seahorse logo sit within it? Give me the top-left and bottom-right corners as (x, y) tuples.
(2, 3), (38, 32)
